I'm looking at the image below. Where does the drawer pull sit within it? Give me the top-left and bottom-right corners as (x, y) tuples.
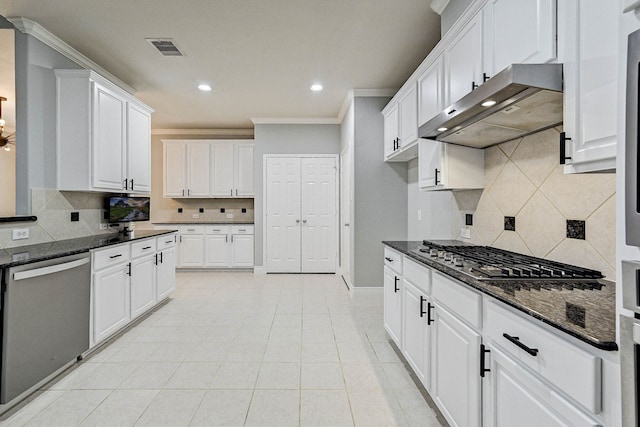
(109, 254), (123, 259)
(187, 229), (195, 232)
(213, 229), (220, 232)
(385, 257), (393, 262)
(165, 240), (172, 244)
(503, 333), (538, 356)
(394, 276), (399, 293)
(142, 246), (152, 250)
(238, 229), (246, 232)
(480, 344), (491, 377)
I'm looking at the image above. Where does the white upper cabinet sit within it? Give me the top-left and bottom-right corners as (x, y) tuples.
(383, 103), (400, 159)
(483, 0), (557, 76)
(163, 140), (254, 198)
(443, 13), (484, 107)
(559, 0), (618, 173)
(419, 140), (484, 190)
(56, 70), (154, 194)
(384, 85), (420, 162)
(418, 55), (444, 127)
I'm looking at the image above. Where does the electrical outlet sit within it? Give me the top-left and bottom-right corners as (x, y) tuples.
(192, 214), (200, 219)
(460, 228), (471, 239)
(12, 229), (29, 240)
(417, 210), (422, 221)
(99, 223), (108, 230)
(226, 213), (233, 219)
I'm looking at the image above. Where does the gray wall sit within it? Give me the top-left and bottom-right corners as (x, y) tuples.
(353, 97), (407, 287)
(254, 123), (341, 266)
(14, 30), (81, 214)
(441, 0), (473, 36)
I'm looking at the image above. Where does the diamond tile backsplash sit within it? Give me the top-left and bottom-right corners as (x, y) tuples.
(454, 127), (616, 279)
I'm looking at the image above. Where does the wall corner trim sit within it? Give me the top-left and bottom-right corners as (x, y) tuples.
(430, 0), (451, 15)
(7, 17), (137, 95)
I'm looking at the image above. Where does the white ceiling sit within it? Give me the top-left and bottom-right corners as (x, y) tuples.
(0, 0), (441, 130)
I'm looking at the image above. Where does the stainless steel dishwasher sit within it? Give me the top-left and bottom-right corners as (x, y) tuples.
(1, 252), (91, 404)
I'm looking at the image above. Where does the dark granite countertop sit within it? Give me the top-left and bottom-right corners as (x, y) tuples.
(153, 221), (254, 225)
(383, 241), (617, 351)
(0, 230), (176, 269)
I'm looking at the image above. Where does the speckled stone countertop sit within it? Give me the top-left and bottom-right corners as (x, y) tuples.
(383, 241), (617, 351)
(0, 230), (176, 269)
(153, 221), (254, 225)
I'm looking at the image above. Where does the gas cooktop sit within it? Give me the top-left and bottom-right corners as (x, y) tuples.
(411, 240), (604, 282)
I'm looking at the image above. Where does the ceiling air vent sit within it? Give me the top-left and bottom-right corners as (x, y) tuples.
(146, 38), (184, 56)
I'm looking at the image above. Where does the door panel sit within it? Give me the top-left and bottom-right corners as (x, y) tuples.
(301, 157), (337, 272)
(266, 157), (302, 272)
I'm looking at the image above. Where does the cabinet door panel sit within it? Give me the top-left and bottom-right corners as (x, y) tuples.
(418, 57), (444, 126)
(383, 104), (399, 158)
(431, 304), (481, 427)
(444, 13), (483, 106)
(399, 85), (418, 146)
(235, 144), (254, 197)
(402, 280), (430, 388)
(418, 140), (443, 188)
(205, 234), (229, 267)
(179, 235), (204, 267)
(93, 84), (126, 191)
(211, 144), (235, 196)
(187, 144), (211, 196)
(131, 255), (155, 318)
(127, 103), (152, 193)
(231, 234), (254, 267)
(157, 248), (176, 300)
(163, 144), (186, 197)
(93, 264), (130, 344)
(485, 0), (556, 74)
(383, 266), (402, 347)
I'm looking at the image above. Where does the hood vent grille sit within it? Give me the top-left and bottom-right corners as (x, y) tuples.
(146, 38), (184, 56)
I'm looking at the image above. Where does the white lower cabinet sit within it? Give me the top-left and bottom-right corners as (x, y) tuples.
(179, 229), (205, 268)
(231, 233), (254, 267)
(382, 250), (607, 427)
(91, 233), (176, 347)
(205, 230), (229, 267)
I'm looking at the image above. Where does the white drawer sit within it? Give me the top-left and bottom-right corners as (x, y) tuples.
(231, 225), (254, 234)
(131, 239), (156, 259)
(206, 225), (230, 234)
(403, 256), (431, 294)
(484, 298), (602, 414)
(431, 271), (482, 330)
(180, 225), (205, 235)
(157, 234), (176, 250)
(93, 244), (130, 271)
(384, 247), (403, 275)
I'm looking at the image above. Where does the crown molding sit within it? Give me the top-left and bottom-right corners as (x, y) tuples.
(336, 88), (397, 122)
(7, 17), (137, 95)
(152, 128), (254, 137)
(430, 0), (451, 15)
(251, 117), (340, 125)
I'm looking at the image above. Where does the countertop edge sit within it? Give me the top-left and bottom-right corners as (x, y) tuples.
(383, 241), (618, 352)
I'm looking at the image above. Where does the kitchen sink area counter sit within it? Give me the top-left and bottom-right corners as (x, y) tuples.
(383, 240), (617, 351)
(0, 230), (176, 269)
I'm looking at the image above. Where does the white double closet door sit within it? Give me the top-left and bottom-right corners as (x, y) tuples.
(266, 156), (337, 273)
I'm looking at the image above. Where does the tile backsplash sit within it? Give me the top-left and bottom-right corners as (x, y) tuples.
(453, 127), (616, 279)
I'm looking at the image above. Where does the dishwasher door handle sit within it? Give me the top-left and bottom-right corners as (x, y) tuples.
(13, 257), (90, 281)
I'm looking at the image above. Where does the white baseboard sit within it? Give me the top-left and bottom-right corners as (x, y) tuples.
(349, 286), (383, 299)
(253, 266), (266, 275)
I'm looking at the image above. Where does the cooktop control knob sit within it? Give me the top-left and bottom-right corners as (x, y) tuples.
(453, 257), (464, 267)
(443, 252), (453, 262)
(429, 249), (438, 257)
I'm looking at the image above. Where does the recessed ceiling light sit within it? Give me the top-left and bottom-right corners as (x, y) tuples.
(481, 100), (496, 107)
(437, 127), (448, 132)
(198, 84), (212, 92)
(310, 84), (323, 92)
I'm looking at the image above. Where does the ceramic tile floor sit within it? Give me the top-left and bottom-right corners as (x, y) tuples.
(0, 272), (445, 427)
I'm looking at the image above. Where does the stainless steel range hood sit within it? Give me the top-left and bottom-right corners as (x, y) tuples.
(418, 64), (563, 148)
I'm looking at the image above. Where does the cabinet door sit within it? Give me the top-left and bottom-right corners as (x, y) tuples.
(418, 56), (444, 127)
(235, 144), (254, 197)
(211, 143), (235, 196)
(399, 84), (418, 146)
(130, 254), (155, 319)
(484, 0), (556, 75)
(484, 345), (601, 427)
(431, 304), (481, 427)
(93, 263), (130, 344)
(383, 266), (402, 347)
(93, 83), (126, 191)
(231, 234), (254, 267)
(157, 248), (176, 301)
(187, 144), (211, 197)
(402, 280), (430, 389)
(179, 234), (204, 267)
(126, 102), (152, 194)
(383, 104), (399, 158)
(443, 13), (483, 107)
(418, 140), (443, 189)
(559, 0), (618, 173)
(163, 143), (187, 197)
(205, 234), (229, 267)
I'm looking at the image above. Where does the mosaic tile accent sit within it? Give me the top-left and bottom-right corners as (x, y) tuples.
(504, 216), (516, 231)
(567, 220), (586, 240)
